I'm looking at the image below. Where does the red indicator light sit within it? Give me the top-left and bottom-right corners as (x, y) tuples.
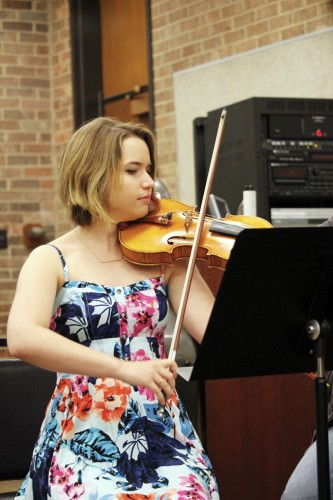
(316, 129), (323, 138)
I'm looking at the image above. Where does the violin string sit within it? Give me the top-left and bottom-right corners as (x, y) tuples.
(74, 228), (123, 264)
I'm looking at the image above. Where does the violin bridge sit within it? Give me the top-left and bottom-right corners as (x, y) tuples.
(184, 211), (194, 233)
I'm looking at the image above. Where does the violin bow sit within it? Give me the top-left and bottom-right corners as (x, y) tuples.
(168, 108), (227, 360)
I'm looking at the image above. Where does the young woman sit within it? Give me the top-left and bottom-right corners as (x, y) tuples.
(7, 117), (219, 499)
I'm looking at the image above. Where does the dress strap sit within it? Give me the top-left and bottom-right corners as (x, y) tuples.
(48, 244), (69, 282)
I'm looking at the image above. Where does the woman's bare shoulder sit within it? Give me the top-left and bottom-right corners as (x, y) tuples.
(48, 228), (76, 249)
(24, 230), (71, 256)
(20, 230), (76, 278)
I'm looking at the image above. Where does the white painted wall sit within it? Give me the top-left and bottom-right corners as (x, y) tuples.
(173, 28), (333, 205)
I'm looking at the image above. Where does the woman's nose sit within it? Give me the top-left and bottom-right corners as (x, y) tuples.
(142, 172), (155, 188)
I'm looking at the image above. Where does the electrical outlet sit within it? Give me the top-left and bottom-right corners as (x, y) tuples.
(0, 229), (8, 249)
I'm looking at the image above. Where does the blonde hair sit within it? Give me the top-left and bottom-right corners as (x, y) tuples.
(58, 117), (157, 225)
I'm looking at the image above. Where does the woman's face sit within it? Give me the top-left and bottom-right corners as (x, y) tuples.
(108, 136), (155, 223)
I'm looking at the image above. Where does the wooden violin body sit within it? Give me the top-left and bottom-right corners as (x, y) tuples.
(119, 198), (272, 270)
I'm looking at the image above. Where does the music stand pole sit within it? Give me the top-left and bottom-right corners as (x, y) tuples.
(309, 321), (331, 500)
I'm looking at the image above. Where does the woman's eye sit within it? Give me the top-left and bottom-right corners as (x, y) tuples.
(126, 169), (137, 175)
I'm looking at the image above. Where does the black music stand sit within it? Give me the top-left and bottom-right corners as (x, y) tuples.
(181, 226), (333, 500)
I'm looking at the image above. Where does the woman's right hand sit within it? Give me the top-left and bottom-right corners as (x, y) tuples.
(116, 358), (178, 405)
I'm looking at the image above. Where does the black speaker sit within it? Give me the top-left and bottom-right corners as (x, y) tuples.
(194, 97), (333, 221)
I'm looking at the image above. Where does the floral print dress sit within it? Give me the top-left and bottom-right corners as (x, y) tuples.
(16, 246), (219, 500)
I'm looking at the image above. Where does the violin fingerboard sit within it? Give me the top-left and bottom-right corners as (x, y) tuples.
(209, 219), (246, 236)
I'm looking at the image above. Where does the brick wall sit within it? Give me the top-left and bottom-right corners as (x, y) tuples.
(0, 0), (332, 337)
(151, 0), (333, 194)
(0, 0), (73, 337)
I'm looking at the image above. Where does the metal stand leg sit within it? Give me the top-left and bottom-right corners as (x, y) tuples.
(315, 375), (330, 499)
(313, 331), (331, 500)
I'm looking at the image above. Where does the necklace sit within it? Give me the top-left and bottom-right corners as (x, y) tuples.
(74, 228), (123, 264)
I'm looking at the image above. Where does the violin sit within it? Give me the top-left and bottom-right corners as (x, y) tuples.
(119, 109), (271, 359)
(119, 198), (272, 270)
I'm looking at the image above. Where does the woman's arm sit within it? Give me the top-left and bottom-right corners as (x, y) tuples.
(7, 245), (176, 404)
(166, 259), (215, 345)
